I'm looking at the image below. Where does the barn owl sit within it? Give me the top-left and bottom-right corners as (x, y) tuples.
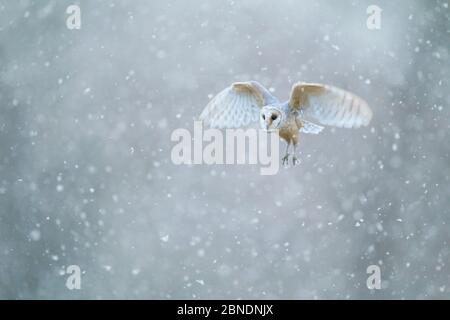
(199, 81), (373, 165)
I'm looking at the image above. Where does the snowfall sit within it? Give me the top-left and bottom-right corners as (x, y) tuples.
(0, 0), (449, 299)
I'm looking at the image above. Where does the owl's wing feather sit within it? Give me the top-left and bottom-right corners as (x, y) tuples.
(299, 119), (324, 134)
(289, 83), (373, 128)
(200, 81), (277, 128)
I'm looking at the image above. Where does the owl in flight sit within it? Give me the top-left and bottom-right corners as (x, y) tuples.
(199, 81), (373, 165)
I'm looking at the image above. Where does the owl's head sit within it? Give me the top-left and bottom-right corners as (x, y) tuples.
(260, 107), (282, 131)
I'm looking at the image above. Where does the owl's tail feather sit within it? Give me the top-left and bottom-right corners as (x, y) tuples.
(299, 120), (324, 134)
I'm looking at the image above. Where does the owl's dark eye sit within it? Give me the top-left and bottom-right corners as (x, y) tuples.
(271, 114), (277, 120)
(262, 114), (265, 120)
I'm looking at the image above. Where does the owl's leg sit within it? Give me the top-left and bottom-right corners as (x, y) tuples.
(292, 143), (300, 166)
(282, 142), (290, 166)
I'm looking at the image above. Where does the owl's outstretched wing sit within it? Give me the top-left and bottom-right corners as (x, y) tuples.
(289, 82), (373, 128)
(199, 81), (278, 128)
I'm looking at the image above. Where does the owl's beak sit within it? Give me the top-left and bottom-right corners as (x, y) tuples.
(264, 123), (275, 133)
(264, 120), (275, 132)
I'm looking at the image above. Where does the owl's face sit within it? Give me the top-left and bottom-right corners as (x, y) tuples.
(260, 107), (282, 131)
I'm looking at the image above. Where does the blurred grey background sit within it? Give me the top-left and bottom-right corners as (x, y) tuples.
(0, 0), (449, 299)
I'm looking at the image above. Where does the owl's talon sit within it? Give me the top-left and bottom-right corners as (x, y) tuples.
(282, 154), (290, 166)
(292, 156), (300, 166)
